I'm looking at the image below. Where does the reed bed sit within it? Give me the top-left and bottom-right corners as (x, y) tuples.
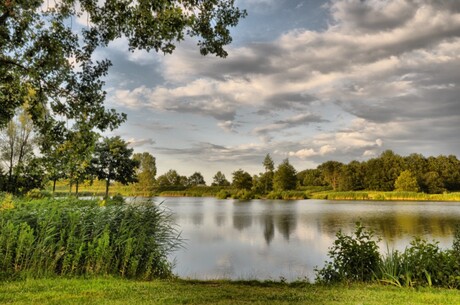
(0, 197), (181, 280)
(311, 191), (460, 201)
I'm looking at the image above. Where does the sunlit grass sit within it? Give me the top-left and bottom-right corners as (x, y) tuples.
(1, 277), (460, 305)
(311, 191), (460, 201)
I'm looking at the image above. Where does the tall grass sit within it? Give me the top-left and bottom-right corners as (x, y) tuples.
(0, 198), (181, 280)
(311, 191), (460, 201)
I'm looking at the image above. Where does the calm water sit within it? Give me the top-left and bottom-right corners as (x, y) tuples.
(153, 197), (460, 281)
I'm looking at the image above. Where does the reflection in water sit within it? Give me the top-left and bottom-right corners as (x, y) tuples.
(157, 197), (460, 281)
(232, 201), (253, 231)
(262, 213), (274, 245)
(275, 212), (297, 241)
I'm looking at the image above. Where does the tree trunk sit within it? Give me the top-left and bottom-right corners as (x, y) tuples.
(53, 179), (56, 193)
(75, 180), (79, 198)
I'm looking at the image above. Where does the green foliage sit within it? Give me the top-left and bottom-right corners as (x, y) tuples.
(25, 189), (52, 200)
(0, 193), (15, 211)
(156, 170), (186, 188)
(133, 152), (157, 196)
(318, 224), (460, 288)
(211, 171), (230, 187)
(318, 161), (343, 190)
(216, 190), (232, 199)
(273, 159), (297, 191)
(232, 169), (253, 190)
(187, 172), (206, 187)
(266, 191), (308, 200)
(394, 170), (420, 192)
(90, 136), (139, 198)
(0, 198), (181, 280)
(316, 223), (381, 283)
(1, 0), (246, 130)
(231, 190), (255, 200)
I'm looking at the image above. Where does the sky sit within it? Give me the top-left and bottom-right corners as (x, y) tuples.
(93, 0), (460, 183)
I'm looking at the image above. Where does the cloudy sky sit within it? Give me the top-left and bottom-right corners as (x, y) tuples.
(97, 0), (460, 183)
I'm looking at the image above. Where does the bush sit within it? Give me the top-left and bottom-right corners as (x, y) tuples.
(216, 190), (231, 199)
(0, 198), (181, 280)
(231, 189), (255, 200)
(316, 223), (381, 283)
(0, 193), (15, 211)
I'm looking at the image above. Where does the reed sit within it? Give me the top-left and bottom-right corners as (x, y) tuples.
(0, 198), (181, 280)
(311, 191), (460, 201)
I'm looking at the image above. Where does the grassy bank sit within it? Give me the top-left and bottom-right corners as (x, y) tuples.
(2, 277), (460, 305)
(310, 191), (460, 201)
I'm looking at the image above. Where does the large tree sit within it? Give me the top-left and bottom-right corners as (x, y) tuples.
(211, 171), (230, 187)
(394, 170), (420, 192)
(0, 106), (35, 193)
(133, 152), (156, 195)
(232, 169), (253, 190)
(187, 172), (206, 187)
(273, 159), (297, 191)
(90, 136), (139, 198)
(318, 161), (343, 191)
(0, 0), (246, 131)
(262, 154), (274, 193)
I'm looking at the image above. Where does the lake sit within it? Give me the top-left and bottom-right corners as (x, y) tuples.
(152, 197), (460, 281)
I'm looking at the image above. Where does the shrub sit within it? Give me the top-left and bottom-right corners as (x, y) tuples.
(25, 189), (52, 199)
(316, 223), (381, 283)
(0, 193), (15, 211)
(231, 189), (255, 200)
(216, 190), (231, 199)
(108, 194), (125, 205)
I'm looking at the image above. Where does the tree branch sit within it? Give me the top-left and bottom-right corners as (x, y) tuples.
(0, 56), (28, 71)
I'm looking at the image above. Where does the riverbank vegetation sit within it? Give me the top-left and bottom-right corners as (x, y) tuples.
(4, 196), (460, 304)
(0, 196), (180, 280)
(316, 223), (460, 289)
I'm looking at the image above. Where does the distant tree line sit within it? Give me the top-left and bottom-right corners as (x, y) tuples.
(297, 150), (460, 194)
(1, 111), (458, 198)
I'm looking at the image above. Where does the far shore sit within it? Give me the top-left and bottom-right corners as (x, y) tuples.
(49, 189), (460, 202)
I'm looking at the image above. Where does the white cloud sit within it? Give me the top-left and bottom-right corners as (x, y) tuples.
(105, 0), (460, 175)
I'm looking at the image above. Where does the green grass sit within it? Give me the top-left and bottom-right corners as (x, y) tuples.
(1, 277), (460, 305)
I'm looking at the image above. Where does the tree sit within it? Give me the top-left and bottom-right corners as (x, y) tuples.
(339, 161), (365, 191)
(232, 169), (253, 190)
(263, 154), (275, 172)
(1, 0), (247, 131)
(299, 169), (324, 187)
(0, 106), (35, 193)
(90, 136), (139, 198)
(421, 171), (445, 194)
(273, 159), (297, 191)
(188, 172), (206, 187)
(157, 169), (184, 188)
(394, 170), (420, 192)
(318, 161), (343, 191)
(212, 171), (230, 187)
(133, 152), (156, 195)
(262, 154), (275, 193)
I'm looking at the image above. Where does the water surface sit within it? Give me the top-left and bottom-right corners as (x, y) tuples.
(154, 197), (460, 281)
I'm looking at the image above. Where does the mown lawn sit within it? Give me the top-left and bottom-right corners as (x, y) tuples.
(1, 278), (460, 305)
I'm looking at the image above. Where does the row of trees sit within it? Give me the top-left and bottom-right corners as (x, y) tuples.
(155, 154), (298, 194)
(298, 150), (460, 194)
(133, 150), (460, 195)
(0, 108), (141, 198)
(1, 112), (458, 197)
